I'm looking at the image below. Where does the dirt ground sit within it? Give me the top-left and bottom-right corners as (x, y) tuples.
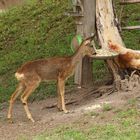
(0, 85), (140, 140)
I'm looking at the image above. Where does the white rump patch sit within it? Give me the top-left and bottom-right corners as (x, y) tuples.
(15, 72), (24, 80)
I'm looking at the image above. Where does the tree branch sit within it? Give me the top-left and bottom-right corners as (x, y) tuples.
(122, 25), (140, 30)
(120, 0), (140, 4)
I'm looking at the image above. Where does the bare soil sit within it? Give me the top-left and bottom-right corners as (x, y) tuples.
(0, 85), (140, 140)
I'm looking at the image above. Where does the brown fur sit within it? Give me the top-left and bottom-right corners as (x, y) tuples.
(7, 37), (94, 122)
(108, 41), (140, 69)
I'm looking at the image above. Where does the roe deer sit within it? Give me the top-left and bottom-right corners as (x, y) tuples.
(7, 36), (95, 122)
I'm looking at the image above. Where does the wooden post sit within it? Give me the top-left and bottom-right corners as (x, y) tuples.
(73, 0), (96, 87)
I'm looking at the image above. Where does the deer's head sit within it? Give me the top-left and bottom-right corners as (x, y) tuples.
(80, 36), (95, 57)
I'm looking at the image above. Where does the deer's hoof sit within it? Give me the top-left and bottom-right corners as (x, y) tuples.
(77, 86), (82, 89)
(64, 110), (70, 114)
(29, 118), (35, 123)
(57, 105), (63, 111)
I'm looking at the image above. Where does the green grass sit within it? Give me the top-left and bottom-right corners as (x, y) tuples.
(0, 1), (139, 103)
(44, 128), (88, 140)
(0, 0), (75, 103)
(26, 123), (140, 140)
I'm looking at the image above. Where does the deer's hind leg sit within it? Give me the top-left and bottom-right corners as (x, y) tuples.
(7, 82), (25, 120)
(21, 80), (40, 122)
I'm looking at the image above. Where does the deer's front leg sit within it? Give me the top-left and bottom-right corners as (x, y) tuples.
(57, 80), (62, 111)
(57, 77), (68, 113)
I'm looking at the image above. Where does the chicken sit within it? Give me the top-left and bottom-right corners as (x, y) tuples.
(108, 41), (140, 70)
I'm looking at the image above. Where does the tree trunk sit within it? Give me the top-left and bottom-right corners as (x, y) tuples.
(96, 0), (140, 91)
